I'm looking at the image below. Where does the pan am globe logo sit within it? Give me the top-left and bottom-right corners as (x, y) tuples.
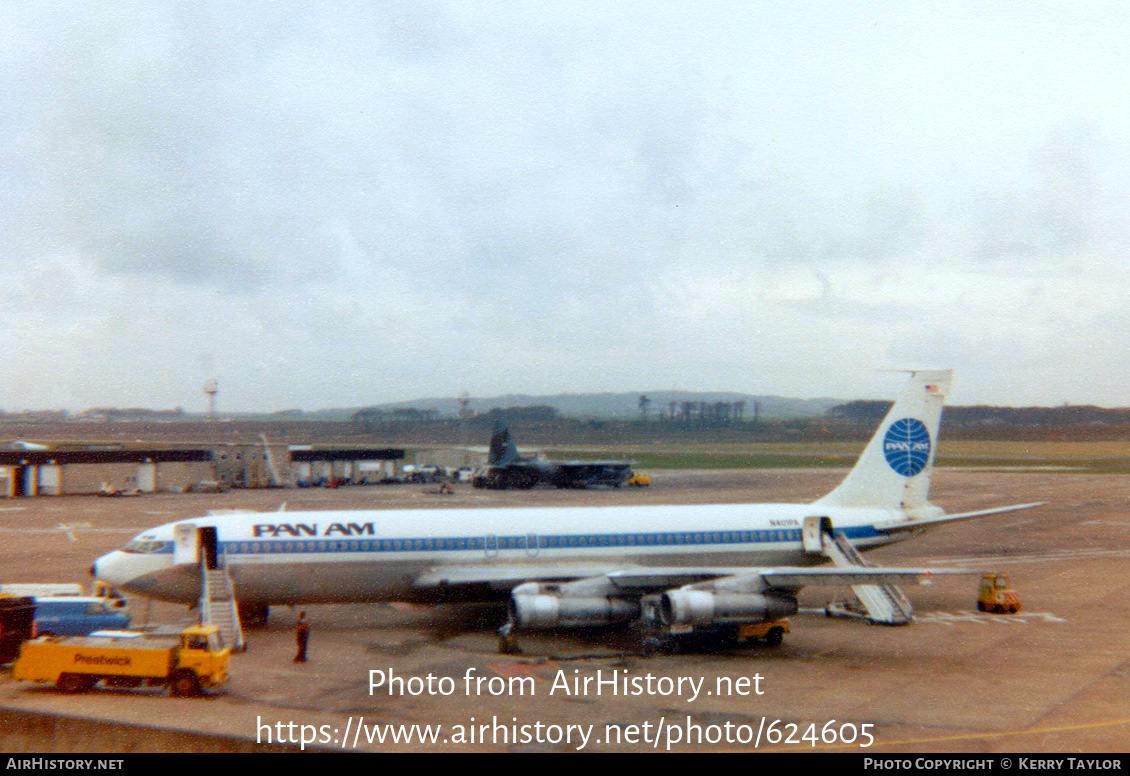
(883, 418), (932, 477)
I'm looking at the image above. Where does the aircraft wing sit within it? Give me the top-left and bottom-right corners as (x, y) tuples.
(415, 564), (762, 592)
(414, 563), (645, 591)
(875, 502), (1046, 534)
(552, 462), (633, 487)
(414, 563), (974, 595)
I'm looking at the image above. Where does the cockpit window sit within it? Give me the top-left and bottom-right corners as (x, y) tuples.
(122, 540), (171, 554)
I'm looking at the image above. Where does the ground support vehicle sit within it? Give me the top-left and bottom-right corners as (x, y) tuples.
(642, 619), (790, 653)
(32, 595), (131, 637)
(12, 625), (230, 696)
(0, 584), (83, 598)
(978, 573), (1021, 613)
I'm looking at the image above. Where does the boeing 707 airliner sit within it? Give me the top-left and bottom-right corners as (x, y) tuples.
(92, 370), (1041, 635)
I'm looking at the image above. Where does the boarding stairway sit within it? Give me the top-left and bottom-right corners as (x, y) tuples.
(822, 531), (914, 625)
(199, 556), (246, 651)
(260, 433), (285, 487)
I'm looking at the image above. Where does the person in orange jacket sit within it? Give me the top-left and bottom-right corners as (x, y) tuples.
(294, 611), (309, 663)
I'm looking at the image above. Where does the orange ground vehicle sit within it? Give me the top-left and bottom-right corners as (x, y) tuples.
(13, 625), (229, 696)
(977, 573), (1021, 614)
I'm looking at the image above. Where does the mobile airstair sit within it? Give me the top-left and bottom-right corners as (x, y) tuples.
(199, 555), (246, 651)
(823, 531), (914, 625)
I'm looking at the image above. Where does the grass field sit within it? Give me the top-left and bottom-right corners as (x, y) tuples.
(548, 440), (1130, 472)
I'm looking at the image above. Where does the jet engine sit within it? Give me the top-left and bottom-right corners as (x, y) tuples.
(509, 581), (639, 628)
(659, 589), (797, 627)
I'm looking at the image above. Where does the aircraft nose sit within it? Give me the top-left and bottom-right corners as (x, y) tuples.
(91, 554), (107, 581)
(92, 550), (129, 587)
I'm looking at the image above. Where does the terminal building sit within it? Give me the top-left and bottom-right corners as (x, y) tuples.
(0, 446), (405, 497)
(287, 447), (405, 487)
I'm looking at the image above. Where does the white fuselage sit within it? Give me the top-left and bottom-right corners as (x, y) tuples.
(93, 502), (909, 607)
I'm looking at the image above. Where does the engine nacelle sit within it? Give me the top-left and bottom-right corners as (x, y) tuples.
(659, 590), (797, 627)
(510, 583), (639, 628)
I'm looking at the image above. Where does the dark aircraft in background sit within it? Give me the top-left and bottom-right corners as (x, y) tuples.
(471, 422), (633, 489)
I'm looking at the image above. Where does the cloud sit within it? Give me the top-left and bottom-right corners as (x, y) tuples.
(2, 3), (1130, 410)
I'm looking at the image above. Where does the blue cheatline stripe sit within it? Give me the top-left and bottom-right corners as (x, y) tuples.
(134, 524), (883, 557)
(204, 523), (881, 556)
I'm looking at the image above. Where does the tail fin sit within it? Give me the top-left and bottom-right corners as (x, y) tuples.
(816, 369), (952, 513)
(487, 421), (520, 465)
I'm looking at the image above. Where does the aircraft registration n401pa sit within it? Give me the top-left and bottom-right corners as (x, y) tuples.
(93, 370), (1042, 633)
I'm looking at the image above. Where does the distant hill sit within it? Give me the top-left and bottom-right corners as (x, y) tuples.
(305, 391), (843, 421)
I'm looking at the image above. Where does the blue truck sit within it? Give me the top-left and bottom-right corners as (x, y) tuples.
(33, 596), (130, 637)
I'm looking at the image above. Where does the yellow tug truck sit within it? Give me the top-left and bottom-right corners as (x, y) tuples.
(12, 625), (230, 696)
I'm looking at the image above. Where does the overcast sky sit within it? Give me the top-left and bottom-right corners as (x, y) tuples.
(3, 2), (1129, 412)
